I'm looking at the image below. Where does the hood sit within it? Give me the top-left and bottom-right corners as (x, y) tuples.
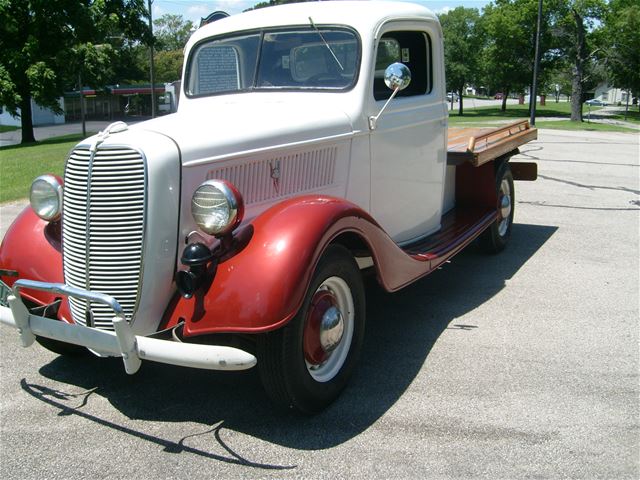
(132, 93), (355, 165)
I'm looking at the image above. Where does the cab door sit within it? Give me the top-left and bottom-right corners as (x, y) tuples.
(369, 25), (448, 244)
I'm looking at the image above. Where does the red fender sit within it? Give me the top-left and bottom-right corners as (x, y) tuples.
(164, 196), (378, 336)
(0, 207), (73, 322)
(2, 197), (495, 337)
(164, 194), (479, 337)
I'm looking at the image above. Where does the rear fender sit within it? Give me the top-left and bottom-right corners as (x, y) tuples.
(0, 207), (72, 321)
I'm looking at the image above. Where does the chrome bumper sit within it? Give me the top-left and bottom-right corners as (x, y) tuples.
(0, 279), (257, 374)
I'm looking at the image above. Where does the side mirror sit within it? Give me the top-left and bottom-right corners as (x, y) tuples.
(384, 62), (412, 91)
(369, 62), (412, 130)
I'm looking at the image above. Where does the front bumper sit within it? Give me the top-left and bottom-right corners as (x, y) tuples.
(0, 279), (257, 373)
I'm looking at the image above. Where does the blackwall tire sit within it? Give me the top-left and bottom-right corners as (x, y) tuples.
(257, 244), (365, 414)
(479, 163), (515, 254)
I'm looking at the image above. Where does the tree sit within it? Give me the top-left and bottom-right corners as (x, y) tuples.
(146, 14), (194, 84)
(0, 0), (149, 144)
(439, 7), (484, 115)
(154, 14), (194, 51)
(481, 1), (535, 111)
(153, 50), (184, 83)
(600, 0), (640, 114)
(245, 0), (309, 12)
(551, 0), (605, 121)
(481, 0), (559, 112)
(545, 61), (574, 102)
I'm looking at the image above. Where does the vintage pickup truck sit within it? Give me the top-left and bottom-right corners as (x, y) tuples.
(0, 1), (537, 413)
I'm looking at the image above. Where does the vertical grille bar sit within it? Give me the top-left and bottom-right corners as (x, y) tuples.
(62, 147), (147, 331)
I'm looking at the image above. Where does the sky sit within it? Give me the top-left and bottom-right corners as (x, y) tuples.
(153, 0), (491, 24)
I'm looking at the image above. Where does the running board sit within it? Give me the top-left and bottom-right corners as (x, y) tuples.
(403, 207), (496, 266)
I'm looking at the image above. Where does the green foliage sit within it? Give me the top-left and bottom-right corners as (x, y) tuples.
(154, 14), (194, 51)
(600, 0), (640, 98)
(550, 0), (606, 121)
(0, 64), (20, 112)
(481, 0), (560, 111)
(244, 0), (310, 12)
(154, 50), (184, 83)
(0, 0), (148, 143)
(147, 13), (193, 83)
(439, 7), (484, 115)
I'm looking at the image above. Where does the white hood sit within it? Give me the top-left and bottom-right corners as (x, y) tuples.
(132, 93), (355, 164)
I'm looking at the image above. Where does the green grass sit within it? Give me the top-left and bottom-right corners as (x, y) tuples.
(0, 125), (19, 133)
(0, 133), (94, 203)
(449, 101), (585, 122)
(604, 109), (640, 124)
(447, 102), (639, 133)
(535, 120), (638, 133)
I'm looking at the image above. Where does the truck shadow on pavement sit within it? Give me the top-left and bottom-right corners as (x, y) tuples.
(23, 223), (557, 463)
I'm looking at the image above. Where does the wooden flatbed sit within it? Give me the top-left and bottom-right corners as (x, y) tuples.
(447, 120), (537, 166)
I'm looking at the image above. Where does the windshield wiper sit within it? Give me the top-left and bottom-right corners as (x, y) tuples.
(308, 16), (344, 71)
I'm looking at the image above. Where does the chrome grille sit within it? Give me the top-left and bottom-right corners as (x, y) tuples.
(62, 147), (146, 330)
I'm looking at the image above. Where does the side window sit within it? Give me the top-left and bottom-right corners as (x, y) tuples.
(373, 31), (431, 101)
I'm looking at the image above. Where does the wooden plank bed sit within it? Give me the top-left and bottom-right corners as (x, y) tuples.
(447, 120), (538, 166)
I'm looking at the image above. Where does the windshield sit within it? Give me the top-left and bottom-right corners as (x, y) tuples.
(186, 27), (360, 97)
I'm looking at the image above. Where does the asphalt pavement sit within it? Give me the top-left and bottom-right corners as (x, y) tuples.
(0, 128), (639, 479)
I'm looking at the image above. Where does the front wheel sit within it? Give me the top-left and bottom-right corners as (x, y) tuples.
(257, 244), (365, 414)
(479, 162), (515, 253)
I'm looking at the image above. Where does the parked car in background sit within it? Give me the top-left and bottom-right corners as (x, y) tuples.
(494, 92), (503, 100)
(446, 91), (459, 102)
(585, 99), (607, 106)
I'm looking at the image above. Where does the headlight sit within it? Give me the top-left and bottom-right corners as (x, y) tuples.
(30, 175), (63, 221)
(191, 180), (244, 237)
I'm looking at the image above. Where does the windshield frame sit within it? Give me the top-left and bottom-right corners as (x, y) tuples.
(184, 24), (362, 99)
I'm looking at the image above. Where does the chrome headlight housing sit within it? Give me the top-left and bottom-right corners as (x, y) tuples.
(30, 175), (63, 221)
(191, 179), (244, 237)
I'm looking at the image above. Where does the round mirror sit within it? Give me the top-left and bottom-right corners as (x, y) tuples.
(384, 62), (412, 91)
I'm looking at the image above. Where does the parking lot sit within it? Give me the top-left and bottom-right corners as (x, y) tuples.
(0, 128), (638, 479)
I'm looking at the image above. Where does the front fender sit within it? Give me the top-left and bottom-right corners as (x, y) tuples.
(165, 196), (383, 336)
(0, 207), (72, 322)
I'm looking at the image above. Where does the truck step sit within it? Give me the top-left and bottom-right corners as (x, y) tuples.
(403, 207), (496, 260)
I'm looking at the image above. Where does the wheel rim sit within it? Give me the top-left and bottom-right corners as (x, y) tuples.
(498, 178), (512, 237)
(303, 276), (354, 383)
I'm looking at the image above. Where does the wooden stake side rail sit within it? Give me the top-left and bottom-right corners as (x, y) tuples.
(447, 120), (538, 167)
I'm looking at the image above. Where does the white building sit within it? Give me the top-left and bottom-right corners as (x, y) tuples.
(0, 98), (65, 127)
(591, 83), (634, 105)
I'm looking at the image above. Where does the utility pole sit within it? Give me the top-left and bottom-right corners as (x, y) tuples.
(148, 0), (156, 118)
(529, 0), (543, 126)
(78, 72), (86, 137)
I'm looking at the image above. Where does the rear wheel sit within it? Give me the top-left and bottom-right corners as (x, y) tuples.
(257, 244), (365, 414)
(479, 162), (514, 253)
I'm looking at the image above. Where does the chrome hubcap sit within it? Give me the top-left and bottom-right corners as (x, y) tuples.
(319, 306), (344, 353)
(303, 276), (354, 383)
(498, 179), (512, 237)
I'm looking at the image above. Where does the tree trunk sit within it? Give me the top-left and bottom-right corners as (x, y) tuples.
(501, 87), (510, 111)
(457, 85), (464, 116)
(570, 8), (586, 122)
(19, 91), (36, 144)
